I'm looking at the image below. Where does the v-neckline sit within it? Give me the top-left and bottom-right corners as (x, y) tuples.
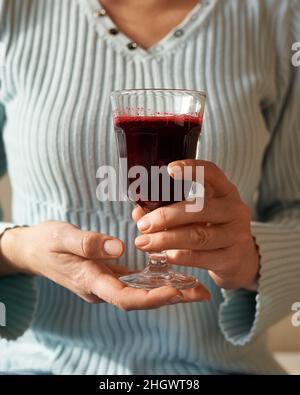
(80, 0), (218, 59)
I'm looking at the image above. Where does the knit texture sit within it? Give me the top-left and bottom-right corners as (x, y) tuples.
(0, 0), (299, 374)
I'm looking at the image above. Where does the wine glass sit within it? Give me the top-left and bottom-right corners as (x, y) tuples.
(111, 89), (206, 290)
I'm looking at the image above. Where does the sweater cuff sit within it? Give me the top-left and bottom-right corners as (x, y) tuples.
(0, 274), (37, 340)
(219, 221), (300, 346)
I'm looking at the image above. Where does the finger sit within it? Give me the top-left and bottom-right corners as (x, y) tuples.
(105, 262), (130, 275)
(132, 206), (145, 223)
(118, 286), (184, 310)
(135, 223), (236, 252)
(168, 159), (239, 198)
(90, 272), (184, 310)
(179, 282), (211, 303)
(52, 227), (125, 259)
(86, 262), (211, 308)
(136, 198), (234, 233)
(167, 248), (231, 271)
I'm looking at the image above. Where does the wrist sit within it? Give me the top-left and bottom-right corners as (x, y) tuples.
(243, 278), (259, 292)
(243, 240), (260, 291)
(0, 226), (31, 275)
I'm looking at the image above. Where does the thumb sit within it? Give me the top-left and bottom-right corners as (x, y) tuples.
(52, 225), (125, 259)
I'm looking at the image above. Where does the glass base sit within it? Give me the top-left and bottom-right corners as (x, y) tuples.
(120, 269), (198, 290)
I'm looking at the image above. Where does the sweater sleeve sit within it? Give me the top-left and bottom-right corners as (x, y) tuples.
(219, 1), (300, 346)
(0, 102), (37, 340)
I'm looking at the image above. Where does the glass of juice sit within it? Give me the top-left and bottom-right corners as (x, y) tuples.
(111, 89), (206, 290)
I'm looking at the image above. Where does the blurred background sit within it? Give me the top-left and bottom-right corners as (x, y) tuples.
(0, 174), (299, 374)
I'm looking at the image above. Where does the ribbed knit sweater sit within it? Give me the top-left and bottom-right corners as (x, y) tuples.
(0, 0), (299, 374)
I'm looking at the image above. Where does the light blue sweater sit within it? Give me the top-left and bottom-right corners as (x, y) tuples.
(0, 0), (299, 374)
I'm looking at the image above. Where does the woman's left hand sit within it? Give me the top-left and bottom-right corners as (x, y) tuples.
(132, 160), (260, 291)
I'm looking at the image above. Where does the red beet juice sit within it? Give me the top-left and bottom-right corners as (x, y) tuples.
(114, 115), (203, 211)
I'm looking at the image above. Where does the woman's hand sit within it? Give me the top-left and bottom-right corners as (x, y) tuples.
(0, 221), (210, 310)
(133, 160), (260, 291)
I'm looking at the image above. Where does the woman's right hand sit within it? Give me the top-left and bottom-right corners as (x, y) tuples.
(0, 221), (210, 310)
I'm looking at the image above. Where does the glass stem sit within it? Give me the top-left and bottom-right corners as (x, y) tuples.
(146, 251), (169, 273)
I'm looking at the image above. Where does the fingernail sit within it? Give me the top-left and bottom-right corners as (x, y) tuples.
(135, 235), (150, 247)
(104, 239), (123, 256)
(137, 217), (151, 232)
(168, 295), (184, 304)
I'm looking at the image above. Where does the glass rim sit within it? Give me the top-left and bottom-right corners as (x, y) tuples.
(111, 88), (207, 98)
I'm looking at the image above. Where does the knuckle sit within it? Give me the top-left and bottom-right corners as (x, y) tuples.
(190, 227), (207, 246)
(49, 222), (77, 250)
(50, 223), (64, 240)
(82, 233), (98, 257)
(157, 207), (168, 228)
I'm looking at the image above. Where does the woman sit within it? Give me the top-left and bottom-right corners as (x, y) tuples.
(0, 0), (299, 375)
